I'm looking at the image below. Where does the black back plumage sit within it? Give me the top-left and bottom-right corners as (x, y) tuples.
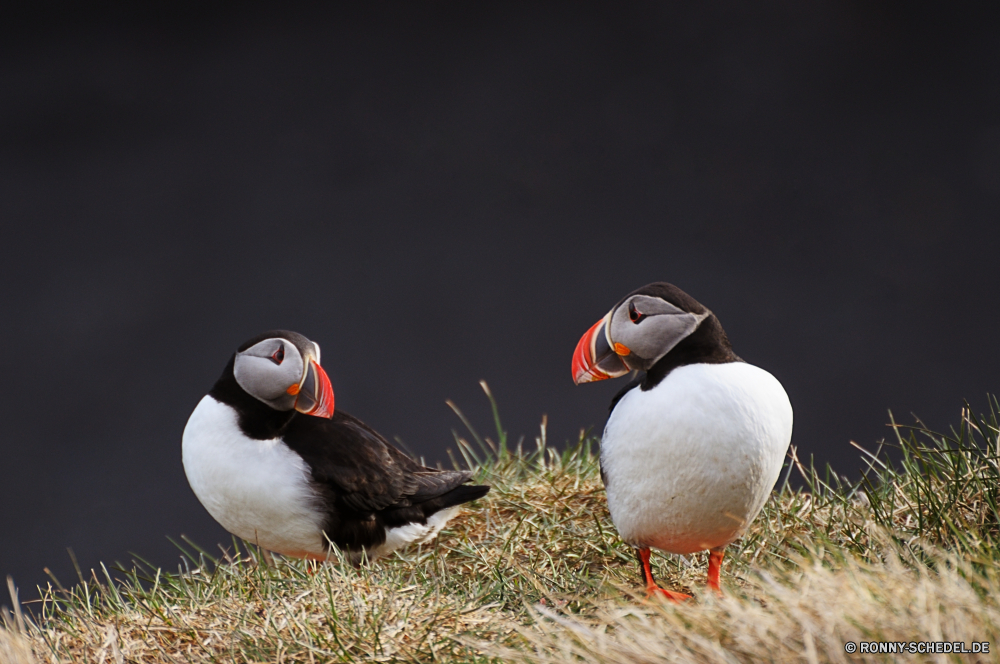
(210, 354), (489, 553)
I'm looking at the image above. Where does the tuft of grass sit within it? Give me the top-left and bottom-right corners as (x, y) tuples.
(2, 577), (36, 664)
(5, 386), (1000, 663)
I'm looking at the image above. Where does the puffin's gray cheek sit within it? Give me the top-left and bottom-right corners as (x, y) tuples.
(235, 360), (289, 402)
(620, 352), (653, 372)
(629, 312), (705, 364)
(265, 392), (299, 411)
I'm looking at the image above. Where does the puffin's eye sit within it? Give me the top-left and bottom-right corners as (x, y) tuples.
(271, 346), (285, 365)
(628, 301), (646, 324)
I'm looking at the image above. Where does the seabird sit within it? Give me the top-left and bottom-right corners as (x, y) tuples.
(182, 330), (489, 563)
(571, 283), (792, 599)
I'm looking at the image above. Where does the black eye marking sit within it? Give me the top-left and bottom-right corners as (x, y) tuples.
(271, 345), (285, 365)
(628, 301), (646, 324)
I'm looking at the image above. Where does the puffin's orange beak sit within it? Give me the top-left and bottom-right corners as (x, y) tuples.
(572, 315), (630, 384)
(293, 359), (335, 418)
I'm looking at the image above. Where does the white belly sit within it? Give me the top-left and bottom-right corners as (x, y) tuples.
(182, 396), (328, 557)
(601, 362), (792, 554)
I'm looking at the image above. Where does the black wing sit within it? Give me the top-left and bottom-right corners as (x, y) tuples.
(281, 410), (488, 550)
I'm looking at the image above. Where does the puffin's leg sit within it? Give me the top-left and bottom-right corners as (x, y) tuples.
(706, 547), (725, 594)
(635, 547), (691, 602)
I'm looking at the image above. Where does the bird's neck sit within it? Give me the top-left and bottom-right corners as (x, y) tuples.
(208, 355), (297, 440)
(642, 314), (741, 390)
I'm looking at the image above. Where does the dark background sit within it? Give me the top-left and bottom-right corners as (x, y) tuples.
(2, 2), (998, 596)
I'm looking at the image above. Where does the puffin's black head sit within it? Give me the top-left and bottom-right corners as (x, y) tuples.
(231, 329), (335, 418)
(571, 283), (716, 384)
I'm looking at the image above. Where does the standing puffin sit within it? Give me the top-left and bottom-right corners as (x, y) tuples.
(571, 283), (792, 599)
(182, 330), (489, 563)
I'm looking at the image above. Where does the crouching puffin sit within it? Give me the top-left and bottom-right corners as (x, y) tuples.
(182, 330), (489, 563)
(571, 283), (792, 599)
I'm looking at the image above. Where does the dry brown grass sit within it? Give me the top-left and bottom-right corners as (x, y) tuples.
(5, 394), (1000, 663)
(494, 547), (1000, 664)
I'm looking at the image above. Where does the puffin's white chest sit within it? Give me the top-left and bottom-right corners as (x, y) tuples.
(181, 396), (327, 557)
(601, 362), (792, 554)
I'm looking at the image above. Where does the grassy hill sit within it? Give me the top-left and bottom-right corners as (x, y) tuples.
(4, 391), (1000, 663)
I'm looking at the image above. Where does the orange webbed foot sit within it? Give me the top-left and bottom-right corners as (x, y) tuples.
(646, 585), (692, 602)
(637, 547), (691, 603)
